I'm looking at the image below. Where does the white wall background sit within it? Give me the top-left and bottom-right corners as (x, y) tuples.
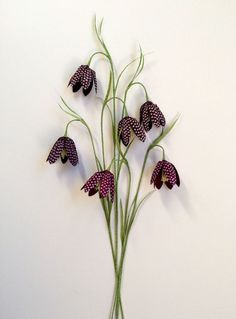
(1, 0), (236, 318)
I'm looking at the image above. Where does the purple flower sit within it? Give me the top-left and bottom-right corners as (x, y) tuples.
(118, 116), (146, 146)
(68, 65), (97, 96)
(81, 170), (115, 202)
(151, 160), (180, 189)
(140, 101), (166, 132)
(46, 136), (79, 166)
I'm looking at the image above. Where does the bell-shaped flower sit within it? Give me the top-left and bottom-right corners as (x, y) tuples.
(81, 170), (115, 202)
(151, 160), (180, 189)
(118, 116), (146, 146)
(46, 136), (78, 166)
(68, 65), (97, 96)
(140, 101), (165, 132)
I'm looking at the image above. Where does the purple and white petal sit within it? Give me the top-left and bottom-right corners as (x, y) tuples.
(92, 70), (97, 93)
(162, 160), (178, 186)
(99, 172), (111, 198)
(68, 65), (85, 86)
(47, 137), (65, 164)
(81, 66), (93, 90)
(118, 117), (131, 146)
(140, 103), (151, 132)
(82, 172), (102, 193)
(150, 160), (164, 184)
(140, 101), (166, 131)
(69, 65), (96, 96)
(129, 117), (146, 142)
(65, 137), (79, 166)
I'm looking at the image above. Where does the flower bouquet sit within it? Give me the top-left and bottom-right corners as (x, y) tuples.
(47, 17), (180, 319)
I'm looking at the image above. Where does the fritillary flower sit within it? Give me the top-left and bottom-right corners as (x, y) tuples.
(68, 65), (97, 96)
(46, 136), (78, 166)
(151, 160), (180, 189)
(140, 101), (166, 132)
(81, 170), (115, 202)
(118, 116), (146, 146)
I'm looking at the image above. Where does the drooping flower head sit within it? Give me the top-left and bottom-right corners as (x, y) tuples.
(140, 101), (166, 132)
(151, 160), (180, 189)
(118, 116), (146, 146)
(81, 170), (115, 202)
(46, 136), (79, 166)
(68, 65), (97, 96)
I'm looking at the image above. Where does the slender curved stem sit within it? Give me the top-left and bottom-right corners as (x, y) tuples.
(128, 116), (180, 230)
(115, 55), (143, 92)
(153, 144), (166, 160)
(60, 109), (102, 170)
(60, 96), (79, 116)
(87, 51), (109, 66)
(101, 71), (112, 169)
(129, 81), (149, 101)
(81, 120), (102, 171)
(64, 119), (81, 136)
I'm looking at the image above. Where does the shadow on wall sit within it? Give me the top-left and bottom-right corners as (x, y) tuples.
(159, 180), (196, 219)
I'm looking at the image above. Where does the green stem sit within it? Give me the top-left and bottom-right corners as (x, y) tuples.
(60, 97), (102, 169)
(131, 147), (150, 219)
(101, 72), (112, 169)
(62, 117), (101, 171)
(99, 30), (119, 281)
(115, 55), (144, 92)
(94, 18), (123, 318)
(105, 215), (116, 269)
(64, 119), (80, 136)
(82, 121), (102, 171)
(110, 48), (147, 319)
(112, 227), (130, 319)
(116, 142), (132, 245)
(87, 51), (109, 66)
(154, 144), (166, 160)
(128, 115), (180, 229)
(129, 81), (149, 101)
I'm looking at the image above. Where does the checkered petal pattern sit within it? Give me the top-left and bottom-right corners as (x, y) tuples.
(162, 161), (180, 189)
(93, 71), (98, 93)
(68, 65), (97, 96)
(140, 101), (166, 132)
(64, 137), (79, 166)
(151, 160), (180, 190)
(150, 160), (163, 185)
(129, 117), (146, 142)
(46, 137), (65, 164)
(118, 117), (132, 146)
(81, 170), (115, 202)
(82, 172), (103, 193)
(99, 170), (114, 201)
(108, 172), (115, 202)
(118, 116), (146, 146)
(47, 136), (79, 166)
(140, 104), (151, 131)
